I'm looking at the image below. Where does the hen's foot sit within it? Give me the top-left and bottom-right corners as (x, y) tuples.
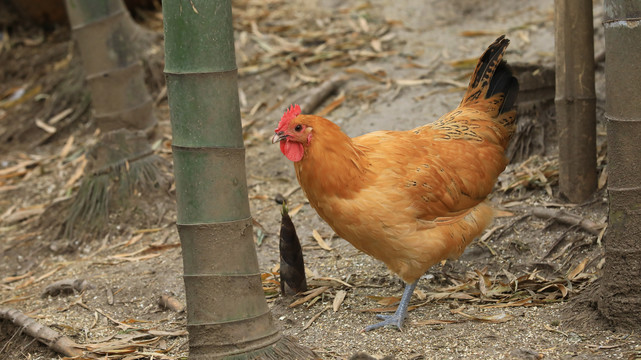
(364, 313), (407, 331)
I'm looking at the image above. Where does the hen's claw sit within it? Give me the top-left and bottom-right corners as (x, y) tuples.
(363, 280), (418, 332)
(364, 313), (407, 331)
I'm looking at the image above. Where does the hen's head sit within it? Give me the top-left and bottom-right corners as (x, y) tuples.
(272, 104), (314, 162)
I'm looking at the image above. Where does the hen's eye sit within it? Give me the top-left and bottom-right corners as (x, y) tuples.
(295, 124), (303, 132)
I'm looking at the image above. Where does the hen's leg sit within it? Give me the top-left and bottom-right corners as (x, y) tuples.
(364, 280), (418, 331)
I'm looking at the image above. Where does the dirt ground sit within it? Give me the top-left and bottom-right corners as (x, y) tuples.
(2, 0), (639, 359)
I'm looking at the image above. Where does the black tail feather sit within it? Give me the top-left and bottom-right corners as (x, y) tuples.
(463, 35), (519, 114)
(489, 62), (519, 114)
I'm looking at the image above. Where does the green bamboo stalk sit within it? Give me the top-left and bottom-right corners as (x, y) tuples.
(162, 1), (315, 358)
(598, 0), (641, 330)
(65, 0), (156, 132)
(554, 0), (597, 202)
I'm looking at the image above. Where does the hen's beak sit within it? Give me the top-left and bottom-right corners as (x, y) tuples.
(272, 131), (288, 144)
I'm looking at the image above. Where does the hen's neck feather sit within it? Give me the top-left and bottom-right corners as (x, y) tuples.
(294, 118), (370, 199)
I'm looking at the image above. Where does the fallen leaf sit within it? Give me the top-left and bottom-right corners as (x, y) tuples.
(289, 286), (328, 308)
(415, 318), (460, 325)
(35, 118), (56, 134)
(333, 290), (347, 312)
(60, 135), (75, 159)
(312, 229), (332, 251)
(567, 257), (589, 280)
(303, 305), (330, 330)
(48, 108), (73, 125)
(289, 203), (304, 216)
(367, 295), (400, 306)
(451, 309), (514, 323)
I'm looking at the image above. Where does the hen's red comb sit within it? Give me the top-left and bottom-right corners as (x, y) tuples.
(277, 104), (301, 131)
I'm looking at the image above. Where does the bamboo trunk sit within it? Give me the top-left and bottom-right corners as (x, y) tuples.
(554, 0), (597, 202)
(65, 0), (156, 132)
(162, 1), (315, 358)
(598, 0), (641, 330)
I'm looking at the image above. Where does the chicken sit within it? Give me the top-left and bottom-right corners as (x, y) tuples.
(272, 36), (518, 331)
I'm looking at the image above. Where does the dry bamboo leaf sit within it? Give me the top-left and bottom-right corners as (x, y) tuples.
(451, 309), (514, 323)
(495, 209), (514, 217)
(59, 135), (74, 159)
(415, 318), (460, 325)
(567, 257), (589, 281)
(0, 295), (34, 304)
(289, 203), (304, 216)
(427, 291), (476, 301)
(34, 265), (65, 283)
(303, 305), (330, 330)
(124, 234), (144, 247)
(64, 155), (86, 189)
(189, 0), (199, 14)
(0, 84), (42, 109)
(449, 57), (479, 69)
(48, 108), (73, 125)
(111, 253), (162, 262)
(316, 95), (345, 117)
(35, 118), (56, 134)
(311, 276), (353, 288)
(598, 166), (607, 190)
(289, 286), (328, 308)
(358, 16), (369, 32)
(0, 185), (20, 192)
(312, 229), (332, 251)
(147, 329), (188, 337)
(481, 297), (533, 308)
(370, 39), (382, 52)
(333, 290), (347, 312)
(3, 207), (45, 224)
(460, 30), (503, 37)
(367, 295), (400, 306)
(2, 271), (33, 284)
(14, 277), (35, 290)
(0, 159), (38, 177)
(133, 227), (164, 234)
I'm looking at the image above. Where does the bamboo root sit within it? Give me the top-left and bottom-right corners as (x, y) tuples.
(531, 207), (603, 235)
(0, 307), (84, 357)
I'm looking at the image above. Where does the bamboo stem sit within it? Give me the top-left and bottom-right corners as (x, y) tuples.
(598, 0), (641, 330)
(554, 0), (597, 202)
(163, 1), (316, 358)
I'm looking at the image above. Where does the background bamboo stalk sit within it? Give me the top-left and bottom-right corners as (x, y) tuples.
(554, 0), (597, 203)
(598, 0), (641, 330)
(65, 0), (156, 132)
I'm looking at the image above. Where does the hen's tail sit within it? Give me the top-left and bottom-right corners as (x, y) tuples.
(460, 35), (519, 116)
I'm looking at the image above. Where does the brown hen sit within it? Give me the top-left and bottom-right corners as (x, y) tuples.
(272, 35), (518, 331)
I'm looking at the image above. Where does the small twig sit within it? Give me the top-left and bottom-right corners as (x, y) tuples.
(0, 307), (84, 357)
(303, 305), (331, 330)
(542, 225), (579, 259)
(494, 214), (530, 241)
(532, 207), (603, 236)
(297, 75), (347, 114)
